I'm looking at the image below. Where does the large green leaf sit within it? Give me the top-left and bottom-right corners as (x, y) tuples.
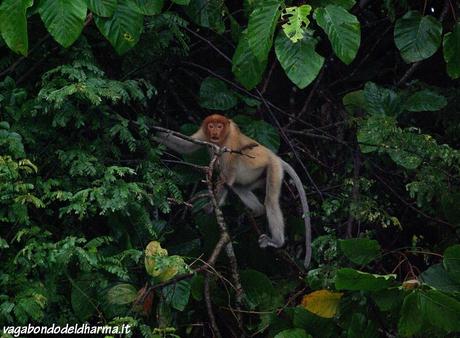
(87, 0), (117, 17)
(399, 289), (460, 335)
(387, 147), (422, 170)
(199, 77), (238, 110)
(281, 5), (312, 43)
(363, 82), (402, 116)
(247, 0), (281, 62)
(290, 307), (334, 337)
(443, 23), (460, 79)
(94, 1), (144, 54)
(420, 264), (460, 293)
(275, 32), (324, 89)
(314, 5), (360, 64)
(39, 0), (87, 48)
(404, 89), (447, 112)
(419, 289), (460, 332)
(443, 244), (460, 283)
(335, 268), (396, 291)
(232, 29), (267, 90)
(131, 0), (163, 15)
(240, 269), (281, 310)
(0, 0), (33, 56)
(398, 291), (423, 336)
(394, 11), (442, 63)
(347, 313), (378, 338)
(162, 280), (191, 311)
(185, 0), (225, 33)
(339, 238), (380, 265)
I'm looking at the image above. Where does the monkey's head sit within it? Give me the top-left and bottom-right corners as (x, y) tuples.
(202, 114), (230, 144)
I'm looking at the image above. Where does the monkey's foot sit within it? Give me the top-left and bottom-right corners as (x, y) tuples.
(258, 234), (284, 248)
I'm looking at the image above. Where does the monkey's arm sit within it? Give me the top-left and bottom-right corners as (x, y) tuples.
(154, 129), (206, 154)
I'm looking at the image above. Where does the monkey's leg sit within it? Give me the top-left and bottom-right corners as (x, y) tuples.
(231, 186), (265, 216)
(259, 161), (285, 249)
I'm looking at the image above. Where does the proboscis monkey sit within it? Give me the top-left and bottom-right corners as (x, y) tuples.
(156, 114), (312, 268)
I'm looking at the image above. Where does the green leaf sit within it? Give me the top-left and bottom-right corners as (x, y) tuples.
(281, 5), (312, 43)
(347, 312), (378, 338)
(420, 264), (460, 293)
(404, 89), (447, 112)
(86, 0), (117, 17)
(314, 5), (360, 64)
(185, 0), (225, 34)
(39, 0), (87, 48)
(106, 283), (138, 305)
(131, 0), (163, 15)
(443, 244), (460, 283)
(387, 147), (422, 170)
(335, 268), (396, 291)
(396, 289), (460, 335)
(363, 82), (402, 116)
(247, 0), (281, 62)
(274, 328), (312, 338)
(232, 29), (267, 89)
(398, 291), (423, 336)
(172, 0), (190, 4)
(199, 77), (238, 110)
(162, 280), (191, 311)
(309, 0), (356, 10)
(0, 0), (33, 56)
(394, 11), (442, 63)
(275, 32), (324, 89)
(443, 23), (460, 79)
(290, 307), (334, 337)
(240, 269), (281, 310)
(419, 289), (460, 332)
(371, 289), (404, 312)
(94, 1), (144, 54)
(339, 238), (380, 265)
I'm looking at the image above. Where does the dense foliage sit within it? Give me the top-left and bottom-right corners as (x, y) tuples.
(1, 0), (460, 337)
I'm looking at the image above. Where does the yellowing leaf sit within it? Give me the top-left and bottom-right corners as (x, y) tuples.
(145, 241), (168, 257)
(300, 289), (343, 318)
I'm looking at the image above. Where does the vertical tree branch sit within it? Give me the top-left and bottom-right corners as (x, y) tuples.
(205, 152), (246, 337)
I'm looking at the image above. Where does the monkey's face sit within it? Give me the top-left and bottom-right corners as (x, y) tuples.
(207, 122), (226, 143)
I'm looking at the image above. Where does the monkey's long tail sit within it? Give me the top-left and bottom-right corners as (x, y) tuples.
(281, 160), (312, 269)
